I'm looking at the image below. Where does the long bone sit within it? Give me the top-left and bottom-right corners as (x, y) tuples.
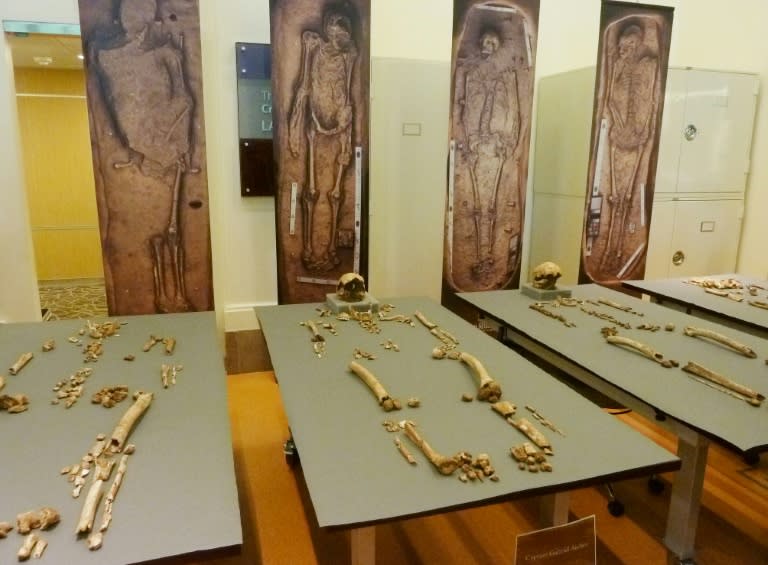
(683, 326), (757, 358)
(604, 334), (678, 368)
(9, 352), (33, 375)
(681, 362), (764, 406)
(432, 347), (502, 402)
(150, 159), (197, 313)
(348, 361), (401, 411)
(109, 391), (153, 453)
(511, 417), (553, 455)
(76, 479), (104, 534)
(401, 420), (462, 475)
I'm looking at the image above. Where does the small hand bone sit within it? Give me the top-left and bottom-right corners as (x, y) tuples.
(401, 421), (460, 475)
(17, 533), (39, 560)
(682, 361), (764, 406)
(683, 326), (757, 358)
(432, 348), (502, 402)
(348, 361), (401, 411)
(394, 437), (417, 464)
(604, 335), (678, 368)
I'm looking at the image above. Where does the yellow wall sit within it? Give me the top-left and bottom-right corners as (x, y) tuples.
(14, 67), (102, 281)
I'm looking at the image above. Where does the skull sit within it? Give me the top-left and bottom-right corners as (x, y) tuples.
(531, 262), (562, 290)
(337, 272), (366, 302)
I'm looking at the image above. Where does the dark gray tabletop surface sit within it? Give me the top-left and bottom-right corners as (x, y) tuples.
(459, 285), (768, 453)
(0, 312), (241, 565)
(624, 274), (768, 332)
(256, 297), (679, 528)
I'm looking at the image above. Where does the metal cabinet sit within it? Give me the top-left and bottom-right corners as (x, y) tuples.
(528, 67), (758, 283)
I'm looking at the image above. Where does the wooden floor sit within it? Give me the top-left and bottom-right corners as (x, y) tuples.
(150, 372), (768, 565)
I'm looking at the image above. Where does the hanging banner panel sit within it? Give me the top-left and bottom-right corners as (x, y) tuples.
(270, 0), (370, 304)
(579, 1), (673, 285)
(443, 0), (539, 300)
(78, 0), (213, 314)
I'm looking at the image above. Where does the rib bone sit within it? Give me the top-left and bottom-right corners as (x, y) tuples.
(681, 361), (764, 406)
(401, 421), (460, 475)
(683, 326), (757, 358)
(348, 361), (401, 411)
(604, 335), (677, 368)
(432, 348), (502, 402)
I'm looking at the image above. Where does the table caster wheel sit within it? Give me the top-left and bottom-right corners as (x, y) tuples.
(607, 499), (625, 517)
(648, 476), (665, 494)
(283, 437), (299, 466)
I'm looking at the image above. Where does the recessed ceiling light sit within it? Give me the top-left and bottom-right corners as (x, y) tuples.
(33, 56), (53, 66)
(77, 54), (84, 60)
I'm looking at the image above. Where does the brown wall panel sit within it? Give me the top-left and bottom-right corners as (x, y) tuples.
(79, 0), (212, 314)
(579, 1), (674, 285)
(270, 0), (370, 304)
(443, 0), (539, 298)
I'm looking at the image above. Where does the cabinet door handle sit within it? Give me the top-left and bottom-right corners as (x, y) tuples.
(672, 250), (685, 265)
(684, 124), (698, 141)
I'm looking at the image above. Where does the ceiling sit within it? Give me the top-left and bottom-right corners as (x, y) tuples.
(6, 32), (83, 70)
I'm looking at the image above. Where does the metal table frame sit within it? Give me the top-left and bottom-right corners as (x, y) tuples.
(459, 285), (768, 563)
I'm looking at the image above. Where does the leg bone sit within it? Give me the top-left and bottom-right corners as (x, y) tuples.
(348, 361), (401, 411)
(683, 326), (757, 358)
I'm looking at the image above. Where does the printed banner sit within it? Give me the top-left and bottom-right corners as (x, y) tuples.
(579, 1), (674, 284)
(79, 0), (213, 314)
(444, 0), (539, 298)
(270, 0), (370, 304)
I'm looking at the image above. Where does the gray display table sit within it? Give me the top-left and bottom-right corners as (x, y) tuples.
(256, 297), (679, 565)
(0, 312), (241, 564)
(624, 273), (768, 337)
(458, 285), (768, 562)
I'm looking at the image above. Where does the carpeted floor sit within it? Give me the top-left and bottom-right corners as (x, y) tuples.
(38, 280), (108, 320)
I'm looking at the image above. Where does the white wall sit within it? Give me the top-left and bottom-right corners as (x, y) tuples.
(2, 0), (768, 331)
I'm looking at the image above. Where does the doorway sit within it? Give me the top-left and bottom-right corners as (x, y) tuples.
(6, 26), (106, 320)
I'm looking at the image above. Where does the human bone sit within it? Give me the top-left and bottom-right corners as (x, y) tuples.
(348, 361), (401, 411)
(682, 362), (764, 406)
(336, 272), (366, 302)
(531, 262), (562, 290)
(109, 391), (153, 452)
(401, 421), (461, 476)
(9, 352), (33, 375)
(683, 326), (757, 358)
(16, 508), (59, 534)
(604, 334), (678, 368)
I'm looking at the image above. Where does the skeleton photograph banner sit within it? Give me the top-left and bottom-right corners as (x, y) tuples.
(443, 0), (539, 299)
(579, 1), (673, 285)
(78, 0), (212, 314)
(270, 0), (370, 304)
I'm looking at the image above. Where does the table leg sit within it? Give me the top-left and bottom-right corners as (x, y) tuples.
(539, 491), (569, 526)
(664, 430), (709, 561)
(351, 525), (376, 565)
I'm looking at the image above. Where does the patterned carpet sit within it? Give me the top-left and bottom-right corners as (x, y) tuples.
(38, 281), (108, 320)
